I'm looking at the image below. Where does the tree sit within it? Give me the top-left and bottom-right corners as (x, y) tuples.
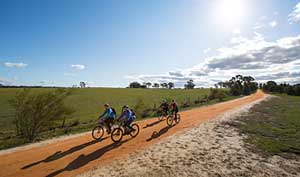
(145, 82), (152, 88)
(9, 88), (74, 142)
(167, 82), (175, 89)
(129, 82), (142, 88)
(217, 82), (225, 88)
(153, 83), (160, 88)
(266, 81), (277, 92)
(80, 82), (86, 88)
(160, 83), (168, 89)
(223, 75), (258, 96)
(184, 80), (195, 89)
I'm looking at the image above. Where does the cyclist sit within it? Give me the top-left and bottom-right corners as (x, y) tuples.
(98, 103), (115, 134)
(159, 100), (169, 116)
(169, 100), (179, 120)
(117, 105), (135, 133)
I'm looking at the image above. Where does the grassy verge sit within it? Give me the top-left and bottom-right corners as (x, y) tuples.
(235, 94), (300, 159)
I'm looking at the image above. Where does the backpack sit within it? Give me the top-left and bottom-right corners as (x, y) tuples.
(111, 108), (117, 116)
(129, 109), (136, 120)
(130, 109), (136, 116)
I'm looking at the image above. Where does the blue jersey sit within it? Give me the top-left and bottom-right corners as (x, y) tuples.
(99, 108), (115, 119)
(118, 110), (133, 121)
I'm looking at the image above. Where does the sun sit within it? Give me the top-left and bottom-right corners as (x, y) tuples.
(215, 0), (246, 26)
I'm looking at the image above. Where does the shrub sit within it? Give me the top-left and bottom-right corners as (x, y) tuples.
(209, 88), (228, 102)
(133, 98), (148, 118)
(215, 90), (227, 101)
(9, 88), (74, 142)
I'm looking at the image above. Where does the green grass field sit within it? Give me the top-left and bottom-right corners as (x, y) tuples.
(1, 87), (231, 149)
(236, 94), (300, 158)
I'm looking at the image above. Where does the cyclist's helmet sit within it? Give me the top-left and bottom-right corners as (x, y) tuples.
(104, 103), (110, 107)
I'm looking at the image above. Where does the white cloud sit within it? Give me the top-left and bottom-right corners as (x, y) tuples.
(203, 48), (211, 54)
(288, 2), (300, 24)
(127, 34), (300, 87)
(252, 24), (263, 30)
(4, 62), (28, 68)
(232, 28), (241, 34)
(0, 76), (18, 85)
(71, 64), (86, 70)
(269, 20), (278, 27)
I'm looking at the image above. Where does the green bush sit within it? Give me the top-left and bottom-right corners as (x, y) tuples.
(133, 98), (148, 118)
(9, 88), (74, 142)
(209, 88), (228, 102)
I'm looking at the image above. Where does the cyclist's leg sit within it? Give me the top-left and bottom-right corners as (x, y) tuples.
(107, 118), (113, 132)
(164, 108), (168, 116)
(104, 119), (111, 133)
(125, 119), (133, 130)
(175, 110), (178, 119)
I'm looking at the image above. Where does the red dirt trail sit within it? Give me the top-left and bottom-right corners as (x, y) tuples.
(0, 90), (265, 177)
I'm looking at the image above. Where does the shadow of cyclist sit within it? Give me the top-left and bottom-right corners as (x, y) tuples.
(22, 137), (107, 170)
(45, 139), (130, 177)
(146, 125), (173, 142)
(143, 119), (163, 129)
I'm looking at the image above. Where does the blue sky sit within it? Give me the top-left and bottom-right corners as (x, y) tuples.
(0, 0), (300, 87)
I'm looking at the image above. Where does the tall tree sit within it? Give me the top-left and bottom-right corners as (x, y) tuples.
(146, 82), (152, 88)
(129, 82), (142, 88)
(153, 83), (160, 88)
(167, 82), (175, 89)
(160, 83), (168, 88)
(184, 80), (195, 89)
(79, 82), (86, 88)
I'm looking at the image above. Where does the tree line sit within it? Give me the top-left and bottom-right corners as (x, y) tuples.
(217, 75), (258, 96)
(128, 82), (174, 89)
(128, 79), (196, 89)
(218, 75), (300, 97)
(260, 81), (300, 96)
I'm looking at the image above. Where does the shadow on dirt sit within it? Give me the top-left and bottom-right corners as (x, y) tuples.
(143, 119), (163, 129)
(146, 125), (173, 142)
(45, 139), (130, 177)
(21, 137), (108, 170)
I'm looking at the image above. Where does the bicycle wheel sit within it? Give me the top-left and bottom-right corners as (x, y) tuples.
(166, 115), (173, 126)
(92, 126), (104, 140)
(111, 127), (123, 143)
(175, 114), (181, 124)
(129, 123), (140, 137)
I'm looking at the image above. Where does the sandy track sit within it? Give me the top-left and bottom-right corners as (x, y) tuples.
(0, 91), (265, 177)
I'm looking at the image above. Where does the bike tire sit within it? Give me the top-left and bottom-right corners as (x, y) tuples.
(111, 127), (123, 143)
(175, 114), (181, 124)
(129, 123), (140, 137)
(166, 115), (173, 126)
(92, 126), (104, 140)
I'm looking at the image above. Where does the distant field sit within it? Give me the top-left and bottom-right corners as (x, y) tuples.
(1, 87), (223, 149)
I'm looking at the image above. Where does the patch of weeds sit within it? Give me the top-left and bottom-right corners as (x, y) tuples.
(234, 95), (300, 159)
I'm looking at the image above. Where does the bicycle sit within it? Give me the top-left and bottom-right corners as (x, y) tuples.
(110, 119), (140, 143)
(157, 108), (169, 121)
(166, 113), (181, 126)
(92, 118), (113, 140)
